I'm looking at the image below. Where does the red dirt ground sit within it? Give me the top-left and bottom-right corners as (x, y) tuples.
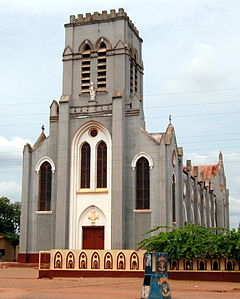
(0, 267), (239, 299)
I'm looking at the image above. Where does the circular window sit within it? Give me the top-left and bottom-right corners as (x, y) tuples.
(90, 129), (98, 137)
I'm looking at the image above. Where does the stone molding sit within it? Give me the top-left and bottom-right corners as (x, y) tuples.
(35, 156), (56, 174)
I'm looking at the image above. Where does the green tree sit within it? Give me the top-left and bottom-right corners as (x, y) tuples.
(138, 224), (240, 261)
(0, 197), (21, 242)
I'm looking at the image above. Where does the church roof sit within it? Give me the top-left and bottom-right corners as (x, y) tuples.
(150, 133), (163, 143)
(195, 164), (219, 180)
(183, 152), (223, 181)
(32, 132), (46, 151)
(141, 124), (176, 145)
(183, 163), (220, 181)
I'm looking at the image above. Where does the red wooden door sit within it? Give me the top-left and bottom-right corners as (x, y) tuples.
(82, 226), (104, 249)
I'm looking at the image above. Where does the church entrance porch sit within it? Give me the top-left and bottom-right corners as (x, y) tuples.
(82, 226), (104, 249)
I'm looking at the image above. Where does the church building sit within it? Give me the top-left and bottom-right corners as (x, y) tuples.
(19, 9), (229, 263)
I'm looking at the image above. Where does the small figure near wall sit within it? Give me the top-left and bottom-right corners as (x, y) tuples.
(89, 81), (97, 102)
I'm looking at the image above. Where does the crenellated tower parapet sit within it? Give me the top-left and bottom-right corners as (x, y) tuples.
(66, 8), (140, 39)
(62, 7), (144, 107)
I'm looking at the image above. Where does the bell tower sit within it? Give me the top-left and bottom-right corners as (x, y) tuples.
(62, 8), (144, 107)
(56, 9), (146, 250)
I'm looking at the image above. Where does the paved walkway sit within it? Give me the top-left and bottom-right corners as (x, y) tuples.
(0, 267), (240, 298)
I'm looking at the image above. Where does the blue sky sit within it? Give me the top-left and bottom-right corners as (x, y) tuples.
(0, 0), (240, 228)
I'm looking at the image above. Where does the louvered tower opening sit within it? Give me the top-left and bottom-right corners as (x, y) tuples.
(97, 42), (107, 91)
(81, 44), (91, 92)
(134, 58), (138, 93)
(130, 60), (133, 94)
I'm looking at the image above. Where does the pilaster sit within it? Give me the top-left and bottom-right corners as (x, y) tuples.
(19, 144), (32, 256)
(111, 91), (125, 248)
(55, 96), (70, 249)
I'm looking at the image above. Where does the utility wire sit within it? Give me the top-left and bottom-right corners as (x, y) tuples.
(1, 159), (240, 173)
(1, 99), (240, 114)
(180, 132), (240, 139)
(0, 101), (50, 106)
(2, 130), (240, 141)
(1, 144), (240, 160)
(184, 145), (240, 151)
(180, 138), (240, 144)
(146, 111), (240, 119)
(144, 87), (240, 96)
(0, 113), (48, 117)
(0, 87), (240, 106)
(144, 100), (240, 109)
(1, 110), (240, 125)
(1, 135), (240, 154)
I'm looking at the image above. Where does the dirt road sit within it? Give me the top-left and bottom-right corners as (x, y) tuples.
(0, 268), (239, 299)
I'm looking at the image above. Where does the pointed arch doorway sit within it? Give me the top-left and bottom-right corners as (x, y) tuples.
(77, 206), (108, 250)
(82, 226), (104, 249)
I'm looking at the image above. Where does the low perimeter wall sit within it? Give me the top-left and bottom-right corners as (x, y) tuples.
(39, 249), (145, 278)
(38, 250), (240, 281)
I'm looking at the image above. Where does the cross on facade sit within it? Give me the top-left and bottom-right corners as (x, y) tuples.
(88, 210), (99, 224)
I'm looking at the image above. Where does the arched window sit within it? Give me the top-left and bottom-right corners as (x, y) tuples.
(97, 42), (107, 91)
(39, 162), (52, 211)
(172, 174), (176, 222)
(97, 141), (107, 188)
(81, 142), (91, 188)
(81, 44), (91, 92)
(136, 157), (150, 209)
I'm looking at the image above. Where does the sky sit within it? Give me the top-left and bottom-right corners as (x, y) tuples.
(0, 0), (240, 228)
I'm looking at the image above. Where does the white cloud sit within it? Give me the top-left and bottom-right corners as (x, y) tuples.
(0, 136), (31, 161)
(184, 151), (218, 165)
(229, 197), (240, 216)
(0, 136), (31, 201)
(230, 216), (240, 229)
(165, 43), (230, 93)
(0, 181), (21, 202)
(183, 43), (229, 88)
(185, 151), (240, 167)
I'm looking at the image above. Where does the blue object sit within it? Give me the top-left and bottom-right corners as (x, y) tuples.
(141, 252), (171, 299)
